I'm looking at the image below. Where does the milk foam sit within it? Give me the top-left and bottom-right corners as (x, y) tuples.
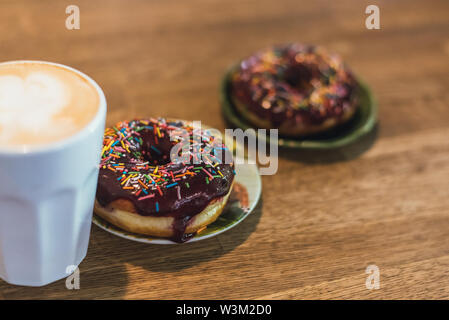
(0, 62), (99, 148)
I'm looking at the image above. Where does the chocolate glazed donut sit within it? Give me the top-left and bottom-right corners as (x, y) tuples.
(95, 118), (235, 243)
(230, 43), (359, 136)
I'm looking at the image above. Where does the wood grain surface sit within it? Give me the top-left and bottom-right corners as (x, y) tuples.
(0, 0), (449, 299)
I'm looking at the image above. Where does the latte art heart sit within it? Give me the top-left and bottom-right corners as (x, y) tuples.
(0, 73), (70, 137)
(0, 62), (99, 148)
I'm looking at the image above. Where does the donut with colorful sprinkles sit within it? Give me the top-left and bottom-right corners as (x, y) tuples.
(229, 43), (359, 136)
(94, 118), (235, 243)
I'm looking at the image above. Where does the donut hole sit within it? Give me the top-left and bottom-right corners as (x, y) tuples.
(143, 149), (171, 166)
(284, 64), (318, 96)
(140, 130), (174, 166)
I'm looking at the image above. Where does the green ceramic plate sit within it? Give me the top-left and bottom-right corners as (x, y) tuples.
(92, 160), (262, 244)
(220, 66), (377, 149)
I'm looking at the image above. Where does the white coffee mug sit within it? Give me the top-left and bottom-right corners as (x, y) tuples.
(0, 61), (106, 286)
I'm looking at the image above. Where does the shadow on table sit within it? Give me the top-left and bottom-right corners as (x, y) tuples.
(279, 124), (379, 164)
(119, 197), (263, 273)
(0, 245), (130, 299)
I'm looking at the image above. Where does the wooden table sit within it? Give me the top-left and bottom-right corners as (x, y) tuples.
(1, 0), (449, 299)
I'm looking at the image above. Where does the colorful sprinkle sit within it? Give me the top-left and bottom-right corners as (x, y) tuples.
(99, 118), (235, 212)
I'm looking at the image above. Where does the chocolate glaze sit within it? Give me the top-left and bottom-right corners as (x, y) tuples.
(96, 120), (235, 243)
(230, 43), (358, 129)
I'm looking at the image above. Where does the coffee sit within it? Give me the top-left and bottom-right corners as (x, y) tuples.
(0, 61), (100, 148)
